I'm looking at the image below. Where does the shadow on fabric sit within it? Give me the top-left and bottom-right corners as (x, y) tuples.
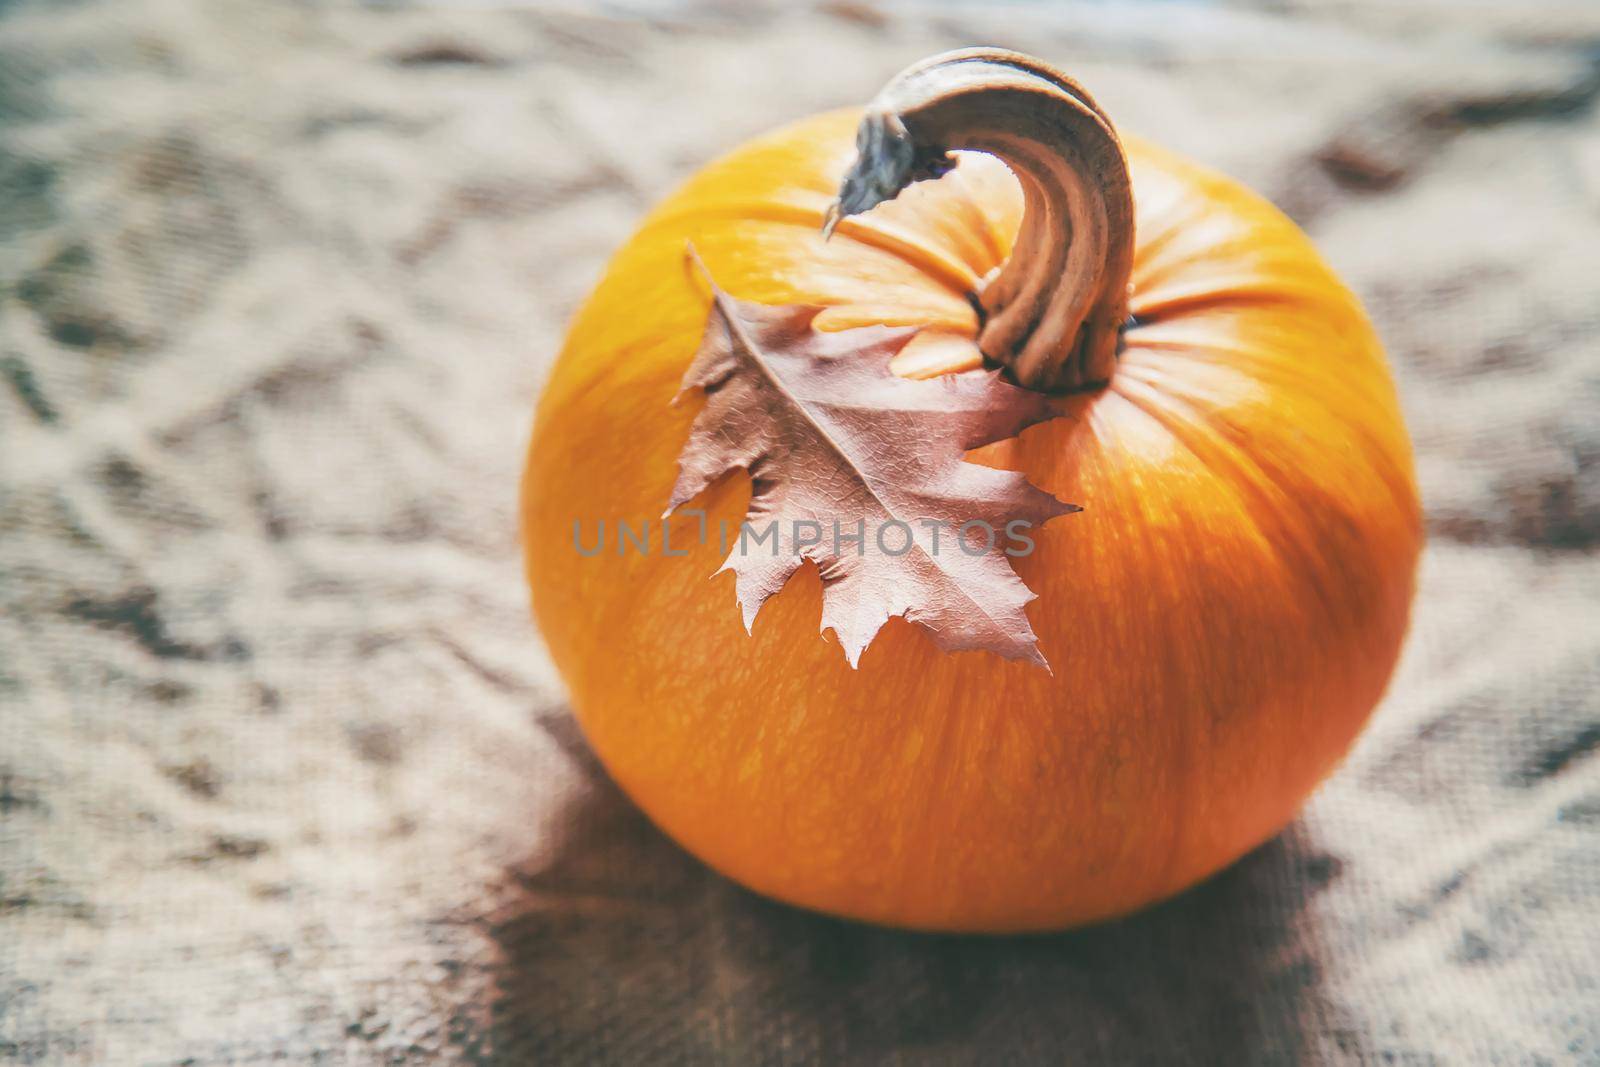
(480, 712), (1348, 1064)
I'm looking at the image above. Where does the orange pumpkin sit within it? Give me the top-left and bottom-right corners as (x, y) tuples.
(522, 50), (1421, 931)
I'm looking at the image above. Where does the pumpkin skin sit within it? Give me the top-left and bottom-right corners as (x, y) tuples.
(522, 108), (1421, 932)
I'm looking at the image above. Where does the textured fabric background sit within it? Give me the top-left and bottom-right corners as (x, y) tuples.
(2, 1), (1598, 1063)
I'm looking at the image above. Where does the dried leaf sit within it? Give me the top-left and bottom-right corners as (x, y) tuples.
(667, 276), (1077, 669)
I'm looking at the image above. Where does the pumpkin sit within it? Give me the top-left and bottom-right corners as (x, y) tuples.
(522, 49), (1421, 931)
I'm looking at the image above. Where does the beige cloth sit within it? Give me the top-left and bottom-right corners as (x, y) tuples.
(2, 1), (1598, 1062)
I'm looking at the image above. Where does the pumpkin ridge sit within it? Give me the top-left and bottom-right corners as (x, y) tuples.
(1129, 282), (1344, 324)
(942, 163), (1009, 272)
(1109, 373), (1364, 630)
(640, 198), (981, 300)
(1115, 339), (1419, 531)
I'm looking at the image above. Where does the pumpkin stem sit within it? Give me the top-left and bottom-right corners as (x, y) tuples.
(828, 49), (1134, 393)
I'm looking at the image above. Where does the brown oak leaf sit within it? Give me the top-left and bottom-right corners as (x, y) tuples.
(666, 279), (1077, 669)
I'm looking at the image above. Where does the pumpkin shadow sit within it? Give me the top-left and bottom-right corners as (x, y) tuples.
(483, 713), (1344, 1064)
